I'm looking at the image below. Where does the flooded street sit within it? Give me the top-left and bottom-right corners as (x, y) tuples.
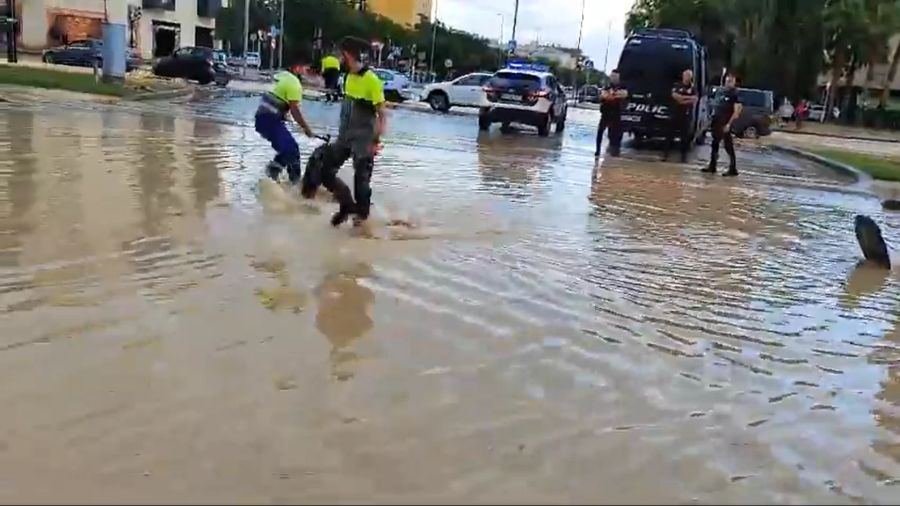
(1, 95), (900, 503)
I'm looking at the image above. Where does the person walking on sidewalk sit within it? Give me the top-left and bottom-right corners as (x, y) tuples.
(320, 36), (388, 230)
(663, 68), (698, 163)
(321, 51), (342, 103)
(255, 64), (317, 183)
(703, 73), (742, 177)
(596, 70), (628, 158)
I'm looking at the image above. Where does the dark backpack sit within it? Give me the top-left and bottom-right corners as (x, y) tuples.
(301, 142), (333, 198)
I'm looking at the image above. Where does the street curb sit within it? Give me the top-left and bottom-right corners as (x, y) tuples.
(127, 87), (194, 102)
(773, 128), (900, 144)
(769, 144), (873, 186)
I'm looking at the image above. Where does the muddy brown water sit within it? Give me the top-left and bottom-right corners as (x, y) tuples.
(1, 95), (899, 503)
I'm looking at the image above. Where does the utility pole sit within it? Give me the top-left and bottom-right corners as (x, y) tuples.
(278, 0), (285, 69)
(428, 0), (438, 81)
(602, 18), (611, 72)
(242, 0), (250, 76)
(572, 0), (585, 91)
(511, 0), (519, 45)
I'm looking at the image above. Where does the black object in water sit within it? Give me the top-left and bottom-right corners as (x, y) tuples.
(855, 215), (891, 269)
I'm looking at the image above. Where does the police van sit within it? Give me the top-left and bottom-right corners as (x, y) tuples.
(616, 28), (710, 144)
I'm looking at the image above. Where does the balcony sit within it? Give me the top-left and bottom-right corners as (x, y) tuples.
(197, 0), (221, 18)
(143, 0), (176, 11)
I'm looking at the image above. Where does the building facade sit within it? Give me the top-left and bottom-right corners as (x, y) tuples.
(367, 0), (432, 27)
(14, 0), (223, 59)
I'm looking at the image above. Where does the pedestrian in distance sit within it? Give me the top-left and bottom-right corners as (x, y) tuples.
(319, 36), (388, 231)
(596, 69), (629, 158)
(703, 73), (742, 177)
(255, 63), (317, 184)
(321, 50), (342, 103)
(663, 68), (698, 163)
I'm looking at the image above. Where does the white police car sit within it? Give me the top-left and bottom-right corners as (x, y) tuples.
(478, 62), (568, 137)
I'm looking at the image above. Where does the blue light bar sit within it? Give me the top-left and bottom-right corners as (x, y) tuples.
(504, 60), (549, 72)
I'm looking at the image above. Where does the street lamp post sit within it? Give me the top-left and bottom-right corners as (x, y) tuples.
(278, 0), (285, 69)
(428, 0), (438, 82)
(497, 13), (504, 65)
(511, 0), (519, 45)
(242, 0), (250, 76)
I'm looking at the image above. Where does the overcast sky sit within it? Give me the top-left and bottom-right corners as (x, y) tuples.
(437, 0), (636, 72)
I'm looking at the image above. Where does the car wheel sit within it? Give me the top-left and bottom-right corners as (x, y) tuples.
(537, 112), (552, 137)
(633, 133), (646, 148)
(478, 114), (490, 131)
(741, 125), (759, 139)
(428, 92), (450, 112)
(43, 54), (54, 64)
(556, 109), (567, 133)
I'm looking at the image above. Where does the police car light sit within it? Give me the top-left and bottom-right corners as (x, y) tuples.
(505, 60), (550, 72)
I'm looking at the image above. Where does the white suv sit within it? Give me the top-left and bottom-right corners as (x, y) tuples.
(479, 65), (568, 137)
(422, 72), (493, 112)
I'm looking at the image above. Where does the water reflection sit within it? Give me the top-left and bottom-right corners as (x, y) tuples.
(190, 120), (223, 215)
(0, 111), (36, 269)
(315, 263), (375, 381)
(476, 131), (562, 198)
(2, 98), (900, 503)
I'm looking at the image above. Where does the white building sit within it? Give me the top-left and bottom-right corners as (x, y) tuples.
(516, 41), (580, 70)
(16, 0), (223, 60)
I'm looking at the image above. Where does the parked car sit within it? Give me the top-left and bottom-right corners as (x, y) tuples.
(707, 86), (774, 139)
(422, 72), (494, 111)
(372, 68), (412, 102)
(245, 52), (261, 69)
(42, 39), (142, 71)
(577, 84), (601, 103)
(153, 46), (230, 85)
(808, 104), (840, 122)
(479, 63), (568, 136)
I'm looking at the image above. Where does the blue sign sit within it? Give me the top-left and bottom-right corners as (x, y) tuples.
(507, 39), (517, 53)
(584, 58), (594, 69)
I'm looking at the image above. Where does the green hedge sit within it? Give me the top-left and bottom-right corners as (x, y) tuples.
(0, 66), (124, 96)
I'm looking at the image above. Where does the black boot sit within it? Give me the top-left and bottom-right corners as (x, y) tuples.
(330, 208), (351, 227)
(286, 161), (302, 185)
(701, 165), (716, 174)
(722, 167), (738, 177)
(266, 160), (283, 181)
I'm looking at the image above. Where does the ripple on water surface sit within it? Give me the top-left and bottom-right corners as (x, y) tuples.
(0, 99), (898, 503)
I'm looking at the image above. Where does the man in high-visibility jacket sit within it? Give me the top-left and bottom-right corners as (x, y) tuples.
(254, 64), (317, 183)
(321, 51), (341, 103)
(319, 36), (387, 230)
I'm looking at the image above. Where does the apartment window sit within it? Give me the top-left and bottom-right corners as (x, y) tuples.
(143, 0), (176, 11)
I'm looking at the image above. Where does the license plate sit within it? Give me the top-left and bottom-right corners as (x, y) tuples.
(501, 93), (521, 101)
(622, 114), (641, 123)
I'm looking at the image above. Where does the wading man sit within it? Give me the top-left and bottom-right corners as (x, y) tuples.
(704, 73), (742, 177)
(320, 36), (387, 230)
(663, 68), (698, 163)
(596, 69), (628, 158)
(255, 64), (317, 183)
(321, 50), (341, 103)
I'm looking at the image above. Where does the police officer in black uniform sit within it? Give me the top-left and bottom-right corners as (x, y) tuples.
(595, 69), (628, 158)
(704, 73), (743, 177)
(663, 68), (698, 163)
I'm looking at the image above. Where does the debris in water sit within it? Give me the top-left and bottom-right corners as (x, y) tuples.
(854, 215), (890, 269)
